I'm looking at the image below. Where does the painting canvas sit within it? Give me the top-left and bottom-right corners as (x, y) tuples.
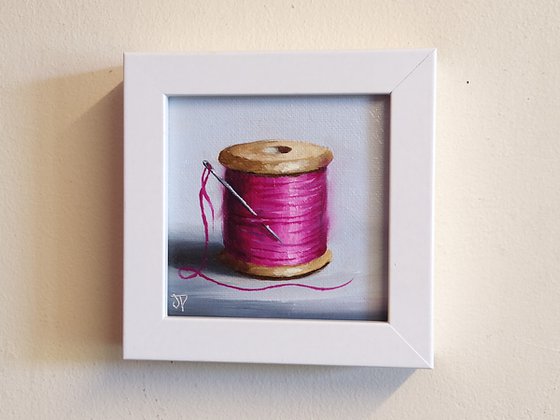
(167, 95), (389, 321)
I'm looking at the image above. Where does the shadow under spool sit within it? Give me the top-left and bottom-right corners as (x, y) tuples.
(218, 139), (334, 279)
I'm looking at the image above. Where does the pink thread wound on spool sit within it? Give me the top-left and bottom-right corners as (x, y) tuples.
(178, 164), (351, 291)
(223, 168), (328, 266)
(218, 140), (334, 278)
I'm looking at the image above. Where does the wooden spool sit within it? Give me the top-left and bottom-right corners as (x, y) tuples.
(218, 140), (333, 279)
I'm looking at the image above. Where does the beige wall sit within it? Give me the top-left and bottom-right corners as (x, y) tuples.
(1, 1), (559, 418)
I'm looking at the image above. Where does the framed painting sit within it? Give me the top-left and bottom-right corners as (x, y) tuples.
(123, 49), (436, 367)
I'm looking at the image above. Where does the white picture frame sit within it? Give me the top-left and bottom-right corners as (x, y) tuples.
(123, 49), (436, 367)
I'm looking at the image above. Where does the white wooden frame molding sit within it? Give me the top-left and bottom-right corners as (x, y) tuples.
(124, 49), (436, 367)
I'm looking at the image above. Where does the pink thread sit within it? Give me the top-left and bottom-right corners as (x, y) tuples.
(223, 169), (328, 266)
(178, 165), (351, 292)
(178, 268), (352, 292)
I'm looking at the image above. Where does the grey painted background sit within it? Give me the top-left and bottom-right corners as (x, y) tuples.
(167, 95), (389, 320)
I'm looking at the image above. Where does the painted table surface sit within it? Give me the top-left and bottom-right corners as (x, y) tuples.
(167, 95), (389, 321)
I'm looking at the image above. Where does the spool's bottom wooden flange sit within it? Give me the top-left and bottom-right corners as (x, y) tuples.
(219, 249), (332, 279)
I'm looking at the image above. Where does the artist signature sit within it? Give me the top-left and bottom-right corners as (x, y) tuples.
(171, 293), (188, 312)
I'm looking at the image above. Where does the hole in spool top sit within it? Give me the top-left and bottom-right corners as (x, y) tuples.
(263, 145), (292, 154)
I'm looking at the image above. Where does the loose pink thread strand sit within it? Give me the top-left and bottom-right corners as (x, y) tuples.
(178, 165), (352, 292)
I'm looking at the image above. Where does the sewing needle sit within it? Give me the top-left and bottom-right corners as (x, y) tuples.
(202, 160), (282, 243)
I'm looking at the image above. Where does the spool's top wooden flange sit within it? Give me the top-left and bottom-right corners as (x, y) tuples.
(218, 140), (333, 175)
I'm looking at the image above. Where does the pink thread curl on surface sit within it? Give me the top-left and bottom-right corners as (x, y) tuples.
(178, 164), (352, 292)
